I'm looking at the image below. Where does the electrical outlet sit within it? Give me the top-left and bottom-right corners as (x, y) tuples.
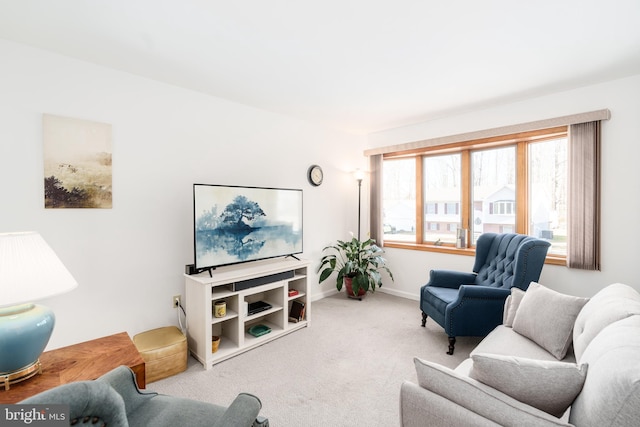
(173, 295), (181, 309)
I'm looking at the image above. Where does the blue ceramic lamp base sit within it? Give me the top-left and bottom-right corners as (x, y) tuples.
(0, 303), (55, 390)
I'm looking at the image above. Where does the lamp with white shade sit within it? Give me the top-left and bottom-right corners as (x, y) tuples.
(0, 231), (78, 390)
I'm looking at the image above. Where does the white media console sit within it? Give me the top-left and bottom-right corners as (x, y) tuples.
(184, 257), (311, 369)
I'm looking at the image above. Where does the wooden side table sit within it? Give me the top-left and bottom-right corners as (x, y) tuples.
(0, 332), (145, 403)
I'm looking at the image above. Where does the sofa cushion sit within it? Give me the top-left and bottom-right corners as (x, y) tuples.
(512, 282), (588, 360)
(569, 315), (640, 427)
(423, 286), (459, 312)
(471, 325), (575, 362)
(413, 358), (573, 426)
(503, 287), (525, 327)
(400, 381), (501, 427)
(572, 283), (640, 361)
(469, 353), (587, 417)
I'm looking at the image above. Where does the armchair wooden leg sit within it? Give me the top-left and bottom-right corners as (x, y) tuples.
(421, 312), (427, 327)
(447, 337), (456, 355)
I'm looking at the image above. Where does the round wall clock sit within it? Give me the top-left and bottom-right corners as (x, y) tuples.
(307, 164), (323, 186)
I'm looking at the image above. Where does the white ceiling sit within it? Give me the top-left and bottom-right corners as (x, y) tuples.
(1, 1), (639, 134)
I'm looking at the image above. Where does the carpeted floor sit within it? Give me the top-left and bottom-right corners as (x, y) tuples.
(150, 291), (482, 426)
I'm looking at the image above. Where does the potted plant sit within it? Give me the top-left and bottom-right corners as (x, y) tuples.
(317, 235), (394, 298)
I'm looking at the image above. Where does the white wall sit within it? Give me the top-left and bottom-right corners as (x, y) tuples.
(368, 74), (640, 300)
(0, 39), (366, 349)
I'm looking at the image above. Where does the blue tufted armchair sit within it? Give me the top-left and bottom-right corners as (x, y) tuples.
(420, 233), (550, 355)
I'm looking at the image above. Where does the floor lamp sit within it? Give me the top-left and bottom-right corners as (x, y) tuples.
(0, 232), (78, 390)
(354, 169), (365, 240)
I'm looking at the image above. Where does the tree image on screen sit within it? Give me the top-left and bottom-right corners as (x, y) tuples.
(219, 196), (266, 230)
(196, 196), (267, 261)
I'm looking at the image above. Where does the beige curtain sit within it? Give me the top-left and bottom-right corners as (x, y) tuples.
(369, 154), (383, 245)
(567, 121), (601, 270)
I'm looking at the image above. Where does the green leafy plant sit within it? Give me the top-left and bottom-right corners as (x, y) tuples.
(317, 236), (394, 297)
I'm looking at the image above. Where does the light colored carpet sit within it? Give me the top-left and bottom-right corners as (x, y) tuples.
(150, 292), (482, 426)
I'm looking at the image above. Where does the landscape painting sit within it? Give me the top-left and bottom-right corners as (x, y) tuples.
(43, 114), (112, 209)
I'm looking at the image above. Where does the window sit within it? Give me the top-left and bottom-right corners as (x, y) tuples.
(382, 158), (416, 242)
(382, 127), (568, 258)
(528, 137), (567, 256)
(491, 201), (515, 214)
(444, 203), (459, 215)
(424, 153), (461, 244)
(472, 146), (515, 244)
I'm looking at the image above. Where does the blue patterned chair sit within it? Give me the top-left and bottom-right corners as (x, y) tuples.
(420, 233), (551, 355)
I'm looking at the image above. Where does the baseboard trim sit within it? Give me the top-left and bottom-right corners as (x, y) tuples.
(311, 289), (339, 301)
(312, 287), (419, 302)
(378, 288), (420, 301)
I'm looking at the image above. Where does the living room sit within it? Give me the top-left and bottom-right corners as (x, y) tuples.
(1, 1), (639, 426)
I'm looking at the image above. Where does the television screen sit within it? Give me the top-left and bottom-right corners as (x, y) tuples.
(193, 184), (303, 270)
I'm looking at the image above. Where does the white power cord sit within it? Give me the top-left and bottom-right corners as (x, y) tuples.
(176, 301), (188, 336)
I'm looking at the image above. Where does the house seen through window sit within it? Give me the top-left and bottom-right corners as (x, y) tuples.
(382, 128), (567, 257)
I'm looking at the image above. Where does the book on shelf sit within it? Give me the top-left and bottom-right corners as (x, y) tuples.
(288, 300), (305, 323)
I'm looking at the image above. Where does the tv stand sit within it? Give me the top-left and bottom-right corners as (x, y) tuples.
(184, 258), (310, 369)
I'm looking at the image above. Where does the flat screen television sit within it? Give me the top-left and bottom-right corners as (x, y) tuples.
(193, 184), (303, 272)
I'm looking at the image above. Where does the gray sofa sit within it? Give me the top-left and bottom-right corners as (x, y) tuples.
(21, 365), (267, 427)
(400, 282), (640, 427)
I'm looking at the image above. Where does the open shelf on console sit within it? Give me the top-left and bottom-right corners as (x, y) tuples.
(185, 258), (311, 369)
(211, 309), (239, 325)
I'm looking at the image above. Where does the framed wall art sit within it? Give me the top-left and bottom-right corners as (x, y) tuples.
(43, 114), (112, 209)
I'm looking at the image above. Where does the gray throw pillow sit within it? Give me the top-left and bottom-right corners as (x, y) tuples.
(512, 282), (589, 360)
(503, 287), (526, 327)
(470, 353), (588, 418)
